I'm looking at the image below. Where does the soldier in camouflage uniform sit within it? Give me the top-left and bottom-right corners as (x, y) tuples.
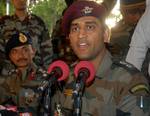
(0, 32), (48, 115)
(0, 0), (53, 75)
(51, 0), (116, 65)
(110, 0), (146, 60)
(51, 1), (150, 116)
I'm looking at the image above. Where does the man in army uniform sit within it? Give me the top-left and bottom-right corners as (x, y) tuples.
(0, 0), (53, 75)
(51, 0), (116, 65)
(51, 1), (150, 116)
(110, 0), (146, 60)
(0, 32), (47, 115)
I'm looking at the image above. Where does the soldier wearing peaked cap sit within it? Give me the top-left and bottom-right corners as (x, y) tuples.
(0, 32), (48, 115)
(0, 0), (53, 76)
(51, 1), (150, 116)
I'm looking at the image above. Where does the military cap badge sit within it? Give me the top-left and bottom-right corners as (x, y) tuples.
(81, 6), (93, 14)
(62, 0), (106, 36)
(19, 33), (27, 43)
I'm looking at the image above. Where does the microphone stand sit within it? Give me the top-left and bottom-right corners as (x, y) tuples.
(39, 74), (58, 116)
(43, 83), (52, 116)
(73, 74), (85, 116)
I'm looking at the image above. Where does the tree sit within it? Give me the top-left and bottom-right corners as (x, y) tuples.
(0, 0), (6, 16)
(1, 0), (66, 34)
(0, 0), (14, 16)
(30, 0), (66, 34)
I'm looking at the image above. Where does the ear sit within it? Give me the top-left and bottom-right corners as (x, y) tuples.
(31, 46), (36, 58)
(104, 26), (111, 43)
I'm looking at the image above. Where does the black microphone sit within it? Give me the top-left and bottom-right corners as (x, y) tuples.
(73, 61), (95, 116)
(74, 61), (95, 86)
(38, 60), (70, 91)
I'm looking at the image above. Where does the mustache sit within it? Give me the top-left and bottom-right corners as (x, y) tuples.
(16, 58), (28, 62)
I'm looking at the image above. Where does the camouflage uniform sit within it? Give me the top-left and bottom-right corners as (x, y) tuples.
(52, 51), (150, 116)
(0, 14), (53, 73)
(0, 63), (47, 115)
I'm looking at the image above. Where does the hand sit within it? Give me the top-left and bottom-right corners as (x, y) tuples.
(0, 105), (6, 110)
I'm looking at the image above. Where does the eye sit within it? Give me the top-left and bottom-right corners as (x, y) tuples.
(70, 26), (79, 33)
(22, 46), (29, 52)
(86, 25), (95, 31)
(10, 49), (17, 55)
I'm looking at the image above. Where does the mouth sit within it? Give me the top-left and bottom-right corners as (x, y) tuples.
(78, 42), (89, 49)
(17, 59), (27, 63)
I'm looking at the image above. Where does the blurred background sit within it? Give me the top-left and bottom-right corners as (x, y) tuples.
(0, 0), (122, 34)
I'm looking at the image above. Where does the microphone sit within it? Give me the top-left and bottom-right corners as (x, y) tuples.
(73, 61), (95, 116)
(38, 60), (69, 91)
(74, 61), (95, 86)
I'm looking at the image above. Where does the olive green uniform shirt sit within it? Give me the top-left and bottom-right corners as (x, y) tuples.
(0, 64), (47, 115)
(52, 51), (150, 116)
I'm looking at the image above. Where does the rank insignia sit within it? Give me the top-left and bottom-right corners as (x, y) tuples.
(130, 84), (149, 94)
(64, 89), (73, 96)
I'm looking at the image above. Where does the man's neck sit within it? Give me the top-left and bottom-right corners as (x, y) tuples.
(91, 47), (106, 72)
(15, 10), (28, 21)
(17, 67), (28, 74)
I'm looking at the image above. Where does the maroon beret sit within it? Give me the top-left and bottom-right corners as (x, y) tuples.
(62, 0), (107, 36)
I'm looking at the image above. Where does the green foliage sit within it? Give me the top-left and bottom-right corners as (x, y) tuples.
(30, 0), (66, 34)
(0, 0), (14, 16)
(0, 1), (5, 16)
(0, 0), (66, 34)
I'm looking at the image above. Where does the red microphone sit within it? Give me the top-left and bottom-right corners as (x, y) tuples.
(47, 60), (70, 81)
(38, 60), (69, 91)
(74, 61), (95, 86)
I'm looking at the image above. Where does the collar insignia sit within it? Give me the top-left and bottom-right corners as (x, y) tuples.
(81, 6), (93, 14)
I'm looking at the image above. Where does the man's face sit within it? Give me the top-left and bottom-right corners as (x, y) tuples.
(121, 7), (145, 26)
(69, 16), (106, 61)
(12, 0), (27, 11)
(9, 44), (35, 68)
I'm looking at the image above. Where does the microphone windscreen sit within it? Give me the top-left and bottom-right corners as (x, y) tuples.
(47, 60), (70, 81)
(74, 61), (95, 85)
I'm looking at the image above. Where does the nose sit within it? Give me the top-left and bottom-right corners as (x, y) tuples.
(17, 50), (24, 58)
(78, 28), (87, 39)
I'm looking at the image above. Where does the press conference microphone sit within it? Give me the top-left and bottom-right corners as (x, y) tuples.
(74, 61), (95, 86)
(73, 61), (95, 116)
(38, 60), (69, 91)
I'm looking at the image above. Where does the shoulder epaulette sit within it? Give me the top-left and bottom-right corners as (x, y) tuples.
(1, 15), (11, 19)
(112, 60), (140, 75)
(30, 14), (44, 23)
(0, 15), (11, 23)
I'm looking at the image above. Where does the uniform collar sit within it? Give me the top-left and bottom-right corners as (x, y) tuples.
(20, 62), (37, 81)
(96, 50), (112, 79)
(12, 13), (32, 21)
(8, 62), (37, 78)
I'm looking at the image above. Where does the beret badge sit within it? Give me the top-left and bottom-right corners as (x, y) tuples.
(19, 33), (27, 43)
(81, 6), (93, 14)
